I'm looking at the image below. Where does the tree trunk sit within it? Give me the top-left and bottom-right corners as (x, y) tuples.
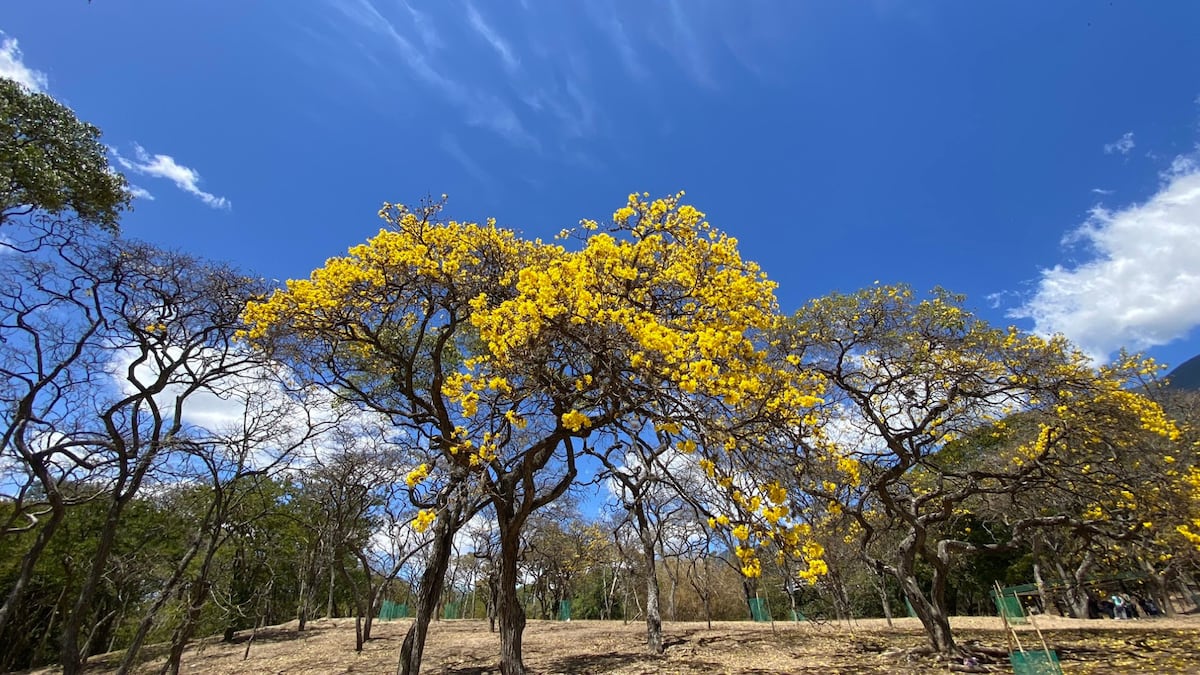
(0, 504), (65, 637)
(298, 547), (319, 631)
(875, 571), (893, 628)
(741, 577), (757, 619)
(397, 519), (455, 675)
(487, 570), (499, 633)
(337, 554), (367, 652)
(1059, 553), (1094, 619)
(1032, 544), (1053, 616)
(119, 509), (220, 675)
(897, 572), (955, 653)
(496, 520), (528, 675)
(1138, 557), (1175, 618)
(636, 514), (664, 654)
(61, 495), (130, 675)
(327, 563), (336, 619)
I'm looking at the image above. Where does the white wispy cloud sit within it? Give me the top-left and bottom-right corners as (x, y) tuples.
(335, 0), (538, 150)
(113, 144), (230, 210)
(1090, 188), (1114, 195)
(1104, 131), (1135, 155)
(0, 32), (48, 92)
(1012, 160), (1200, 360)
(663, 0), (716, 89)
(128, 185), (154, 201)
(466, 3), (519, 74)
(400, 1), (443, 52)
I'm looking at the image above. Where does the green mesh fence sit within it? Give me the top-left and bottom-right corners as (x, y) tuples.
(557, 599), (572, 621)
(378, 600), (408, 620)
(748, 597), (770, 622)
(904, 598), (917, 618)
(443, 601), (462, 620)
(993, 591), (1028, 625)
(1010, 649), (1063, 675)
(788, 609), (806, 622)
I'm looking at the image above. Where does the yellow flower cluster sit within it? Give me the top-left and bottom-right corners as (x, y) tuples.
(405, 463), (430, 488)
(561, 409), (591, 432)
(411, 509), (437, 533)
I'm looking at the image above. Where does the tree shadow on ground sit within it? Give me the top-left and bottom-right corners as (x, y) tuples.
(541, 650), (698, 674)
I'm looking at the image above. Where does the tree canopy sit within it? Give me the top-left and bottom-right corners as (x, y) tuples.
(0, 77), (129, 232)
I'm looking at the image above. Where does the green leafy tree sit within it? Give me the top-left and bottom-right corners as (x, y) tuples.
(0, 78), (129, 232)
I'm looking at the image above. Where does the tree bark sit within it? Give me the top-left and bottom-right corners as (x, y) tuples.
(60, 493), (131, 675)
(890, 539), (956, 654)
(1059, 553), (1094, 619)
(1138, 557), (1175, 618)
(636, 511), (664, 654)
(1031, 543), (1053, 616)
(898, 573), (955, 653)
(875, 571), (893, 628)
(119, 500), (222, 675)
(0, 504), (64, 637)
(496, 517), (528, 675)
(397, 519), (455, 675)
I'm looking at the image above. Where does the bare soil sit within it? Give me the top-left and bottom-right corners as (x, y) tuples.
(57, 614), (1200, 674)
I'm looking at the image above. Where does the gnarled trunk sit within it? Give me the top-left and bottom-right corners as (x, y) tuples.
(397, 519), (455, 675)
(898, 573), (955, 654)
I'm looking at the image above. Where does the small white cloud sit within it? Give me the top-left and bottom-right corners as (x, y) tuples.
(0, 33), (48, 92)
(1104, 131), (1135, 155)
(1012, 161), (1200, 361)
(113, 144), (230, 209)
(127, 185), (154, 200)
(1091, 188), (1114, 195)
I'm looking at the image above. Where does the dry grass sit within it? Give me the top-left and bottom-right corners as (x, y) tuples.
(60, 614), (1200, 674)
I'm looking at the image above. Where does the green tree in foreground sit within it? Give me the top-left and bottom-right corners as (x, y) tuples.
(0, 77), (129, 232)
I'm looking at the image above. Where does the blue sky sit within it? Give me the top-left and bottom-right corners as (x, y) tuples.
(4, 1), (1200, 370)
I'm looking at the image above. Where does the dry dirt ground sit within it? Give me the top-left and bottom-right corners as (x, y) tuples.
(61, 615), (1200, 674)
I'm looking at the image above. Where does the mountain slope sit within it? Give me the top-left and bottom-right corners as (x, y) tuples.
(1165, 353), (1200, 390)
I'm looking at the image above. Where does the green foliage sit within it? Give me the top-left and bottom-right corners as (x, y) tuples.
(0, 78), (130, 231)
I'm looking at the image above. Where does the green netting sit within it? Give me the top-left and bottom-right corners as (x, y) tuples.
(788, 609), (806, 622)
(748, 597), (770, 622)
(904, 598), (917, 618)
(1010, 649), (1063, 675)
(993, 591), (1027, 625)
(557, 599), (572, 621)
(443, 601), (462, 619)
(378, 600), (408, 620)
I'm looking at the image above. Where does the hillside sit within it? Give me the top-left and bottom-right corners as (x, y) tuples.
(1166, 353), (1200, 390)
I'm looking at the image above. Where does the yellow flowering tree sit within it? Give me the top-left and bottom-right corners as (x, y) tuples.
(780, 284), (1179, 655)
(242, 193), (823, 675)
(1023, 382), (1200, 619)
(242, 199), (537, 674)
